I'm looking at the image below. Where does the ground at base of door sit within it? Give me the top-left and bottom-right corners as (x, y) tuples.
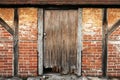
(0, 74), (119, 80)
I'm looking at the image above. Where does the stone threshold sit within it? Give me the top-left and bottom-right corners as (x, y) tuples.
(0, 74), (119, 80)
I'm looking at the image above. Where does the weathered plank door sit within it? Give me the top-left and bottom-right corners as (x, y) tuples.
(44, 9), (78, 74)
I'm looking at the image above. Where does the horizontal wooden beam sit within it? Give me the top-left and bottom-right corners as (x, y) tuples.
(108, 19), (120, 36)
(0, 17), (14, 35)
(0, 0), (119, 5)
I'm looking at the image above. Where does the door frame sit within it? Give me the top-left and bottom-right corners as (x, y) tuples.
(38, 8), (44, 75)
(37, 8), (82, 76)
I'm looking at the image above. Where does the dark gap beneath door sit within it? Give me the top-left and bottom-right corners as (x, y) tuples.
(43, 67), (61, 74)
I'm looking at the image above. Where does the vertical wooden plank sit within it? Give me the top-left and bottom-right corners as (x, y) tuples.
(13, 8), (19, 76)
(65, 10), (69, 74)
(44, 10), (49, 68)
(77, 8), (82, 76)
(60, 10), (69, 74)
(69, 10), (77, 73)
(102, 8), (108, 77)
(38, 8), (43, 75)
(68, 10), (78, 73)
(54, 11), (60, 69)
(44, 10), (60, 68)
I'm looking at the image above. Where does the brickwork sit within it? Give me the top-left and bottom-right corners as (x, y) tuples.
(18, 8), (38, 77)
(0, 8), (120, 77)
(82, 8), (102, 76)
(0, 8), (14, 77)
(107, 8), (120, 77)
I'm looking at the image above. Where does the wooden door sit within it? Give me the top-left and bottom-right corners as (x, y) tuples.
(44, 9), (78, 74)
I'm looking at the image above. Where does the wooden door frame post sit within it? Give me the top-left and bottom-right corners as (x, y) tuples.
(77, 8), (82, 76)
(38, 8), (44, 75)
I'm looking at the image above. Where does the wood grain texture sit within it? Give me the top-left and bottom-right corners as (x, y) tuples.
(38, 8), (43, 75)
(77, 8), (82, 76)
(13, 8), (19, 76)
(102, 8), (108, 77)
(0, 0), (119, 5)
(44, 10), (78, 74)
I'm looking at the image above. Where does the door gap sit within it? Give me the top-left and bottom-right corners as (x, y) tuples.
(43, 67), (60, 74)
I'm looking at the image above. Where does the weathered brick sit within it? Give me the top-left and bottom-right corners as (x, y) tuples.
(107, 8), (120, 77)
(0, 8), (13, 77)
(82, 8), (102, 41)
(0, 7), (119, 77)
(18, 8), (38, 77)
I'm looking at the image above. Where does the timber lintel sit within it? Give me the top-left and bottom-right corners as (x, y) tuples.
(0, 0), (120, 5)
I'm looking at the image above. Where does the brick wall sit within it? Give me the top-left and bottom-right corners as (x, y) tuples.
(0, 8), (14, 77)
(107, 8), (120, 77)
(0, 8), (38, 77)
(18, 8), (38, 77)
(0, 8), (120, 77)
(82, 8), (102, 76)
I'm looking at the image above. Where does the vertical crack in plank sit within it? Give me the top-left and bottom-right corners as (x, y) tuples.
(77, 8), (82, 76)
(38, 8), (43, 75)
(13, 8), (19, 76)
(102, 8), (108, 77)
